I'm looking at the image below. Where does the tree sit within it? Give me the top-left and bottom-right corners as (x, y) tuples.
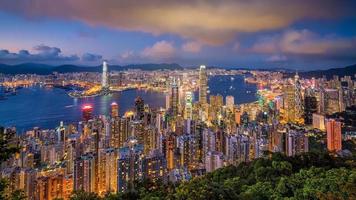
(70, 190), (101, 200)
(0, 126), (23, 200)
(0, 127), (19, 163)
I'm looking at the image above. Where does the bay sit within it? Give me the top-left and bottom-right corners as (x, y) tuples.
(0, 75), (257, 132)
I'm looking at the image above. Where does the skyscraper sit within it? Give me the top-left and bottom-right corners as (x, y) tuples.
(184, 91), (193, 120)
(199, 65), (207, 104)
(171, 78), (179, 117)
(74, 154), (96, 193)
(135, 96), (145, 120)
(326, 119), (342, 152)
(102, 61), (109, 88)
(111, 102), (119, 118)
(82, 105), (93, 121)
(294, 73), (304, 122)
(304, 96), (317, 125)
(226, 95), (235, 111)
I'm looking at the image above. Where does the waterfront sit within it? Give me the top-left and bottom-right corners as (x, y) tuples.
(0, 75), (257, 132)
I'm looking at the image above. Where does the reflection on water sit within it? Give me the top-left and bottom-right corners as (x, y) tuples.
(0, 75), (257, 132)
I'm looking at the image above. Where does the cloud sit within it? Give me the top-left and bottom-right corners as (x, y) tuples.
(232, 42), (240, 51)
(182, 41), (202, 53)
(250, 29), (356, 59)
(267, 55), (287, 62)
(141, 40), (176, 61)
(0, 0), (355, 45)
(81, 53), (102, 62)
(0, 45), (79, 63)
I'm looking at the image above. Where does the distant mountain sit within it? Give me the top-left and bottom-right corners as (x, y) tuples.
(300, 64), (356, 79)
(0, 63), (183, 74)
(0, 63), (54, 75)
(289, 64), (356, 79)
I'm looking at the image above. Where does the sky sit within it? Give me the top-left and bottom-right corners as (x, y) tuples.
(0, 0), (356, 70)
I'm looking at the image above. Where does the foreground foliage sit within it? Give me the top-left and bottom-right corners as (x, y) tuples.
(0, 127), (23, 200)
(70, 152), (356, 200)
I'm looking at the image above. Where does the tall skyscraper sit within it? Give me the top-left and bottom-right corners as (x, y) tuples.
(74, 154), (96, 193)
(304, 96), (317, 125)
(171, 78), (179, 117)
(326, 119), (342, 152)
(135, 96), (145, 120)
(184, 91), (193, 120)
(111, 102), (119, 118)
(294, 73), (304, 122)
(199, 65), (207, 104)
(117, 139), (143, 192)
(82, 105), (93, 121)
(102, 61), (109, 88)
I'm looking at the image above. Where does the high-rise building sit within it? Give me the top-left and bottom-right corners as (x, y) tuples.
(184, 91), (193, 120)
(111, 102), (119, 118)
(171, 78), (179, 117)
(142, 151), (167, 182)
(294, 73), (304, 122)
(82, 105), (93, 121)
(117, 139), (143, 192)
(324, 89), (341, 114)
(135, 96), (145, 120)
(326, 119), (342, 152)
(304, 96), (317, 125)
(98, 148), (117, 194)
(285, 130), (308, 156)
(199, 65), (208, 104)
(205, 151), (224, 172)
(74, 153), (96, 193)
(312, 113), (325, 130)
(102, 61), (109, 88)
(283, 85), (296, 123)
(226, 95), (235, 111)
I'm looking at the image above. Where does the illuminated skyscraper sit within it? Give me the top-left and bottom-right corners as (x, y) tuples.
(184, 91), (193, 120)
(326, 119), (342, 152)
(226, 95), (235, 111)
(117, 139), (143, 192)
(199, 65), (207, 104)
(171, 78), (179, 117)
(294, 73), (304, 122)
(74, 154), (96, 193)
(102, 61), (109, 88)
(111, 102), (119, 118)
(82, 105), (93, 121)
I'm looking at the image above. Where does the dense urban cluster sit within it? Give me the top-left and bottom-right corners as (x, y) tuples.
(0, 64), (356, 199)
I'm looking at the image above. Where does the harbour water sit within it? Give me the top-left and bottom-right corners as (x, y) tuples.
(0, 75), (257, 132)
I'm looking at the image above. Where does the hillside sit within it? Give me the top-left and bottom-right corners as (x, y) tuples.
(0, 63), (183, 74)
(290, 64), (356, 79)
(68, 151), (356, 200)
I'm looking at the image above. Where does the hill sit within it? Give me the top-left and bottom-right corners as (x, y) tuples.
(288, 64), (356, 79)
(0, 63), (183, 74)
(69, 151), (356, 200)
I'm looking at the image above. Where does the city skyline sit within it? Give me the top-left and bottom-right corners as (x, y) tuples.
(0, 0), (356, 69)
(0, 1), (356, 200)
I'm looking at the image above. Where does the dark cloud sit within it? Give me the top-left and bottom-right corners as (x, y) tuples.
(81, 53), (102, 62)
(0, 45), (79, 63)
(0, 0), (355, 45)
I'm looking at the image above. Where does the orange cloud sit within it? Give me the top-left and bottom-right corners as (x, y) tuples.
(250, 29), (356, 55)
(142, 40), (176, 60)
(182, 41), (202, 53)
(1, 0), (354, 45)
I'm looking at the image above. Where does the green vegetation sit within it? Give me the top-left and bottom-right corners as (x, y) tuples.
(70, 152), (355, 200)
(0, 127), (24, 200)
